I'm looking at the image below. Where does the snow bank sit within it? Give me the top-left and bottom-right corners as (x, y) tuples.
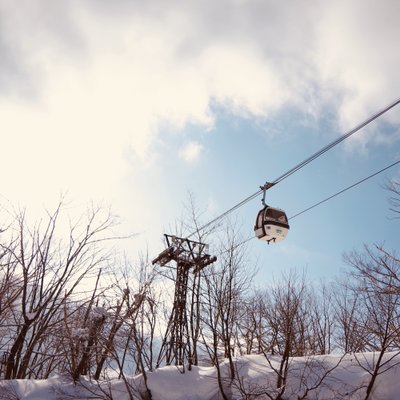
(1, 352), (400, 400)
(148, 365), (220, 400)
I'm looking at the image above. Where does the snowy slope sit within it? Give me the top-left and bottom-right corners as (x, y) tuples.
(1, 352), (400, 400)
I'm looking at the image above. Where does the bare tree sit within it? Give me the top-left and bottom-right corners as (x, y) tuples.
(199, 221), (255, 399)
(206, 228), (253, 364)
(260, 271), (310, 400)
(308, 284), (336, 355)
(236, 290), (269, 356)
(384, 177), (400, 218)
(333, 281), (369, 353)
(0, 201), (120, 380)
(0, 239), (22, 356)
(182, 192), (217, 368)
(100, 255), (158, 399)
(292, 354), (346, 400)
(345, 245), (400, 400)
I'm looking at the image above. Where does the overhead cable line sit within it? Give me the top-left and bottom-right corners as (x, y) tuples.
(229, 158), (400, 250)
(188, 97), (400, 238)
(289, 159), (400, 220)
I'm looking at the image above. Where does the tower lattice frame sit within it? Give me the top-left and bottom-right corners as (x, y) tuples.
(152, 234), (217, 368)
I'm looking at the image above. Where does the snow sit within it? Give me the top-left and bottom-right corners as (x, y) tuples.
(1, 352), (400, 400)
(24, 312), (37, 321)
(71, 327), (90, 340)
(148, 365), (220, 400)
(92, 306), (108, 320)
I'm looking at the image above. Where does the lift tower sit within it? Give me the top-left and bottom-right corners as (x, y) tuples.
(153, 234), (217, 368)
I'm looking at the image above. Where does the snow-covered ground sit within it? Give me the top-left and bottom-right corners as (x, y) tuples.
(1, 352), (399, 399)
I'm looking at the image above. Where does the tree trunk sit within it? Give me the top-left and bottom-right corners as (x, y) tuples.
(4, 321), (32, 379)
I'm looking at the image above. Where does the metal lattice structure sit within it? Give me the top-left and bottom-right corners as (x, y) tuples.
(153, 234), (217, 367)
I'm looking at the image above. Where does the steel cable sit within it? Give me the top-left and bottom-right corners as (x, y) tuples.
(188, 97), (400, 238)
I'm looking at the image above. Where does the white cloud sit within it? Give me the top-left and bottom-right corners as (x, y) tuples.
(312, 0), (400, 147)
(179, 141), (204, 162)
(1, 0), (400, 243)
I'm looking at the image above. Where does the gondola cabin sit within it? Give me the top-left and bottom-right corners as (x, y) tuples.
(254, 206), (290, 243)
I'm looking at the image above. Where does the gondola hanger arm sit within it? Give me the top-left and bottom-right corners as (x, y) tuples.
(260, 182), (275, 207)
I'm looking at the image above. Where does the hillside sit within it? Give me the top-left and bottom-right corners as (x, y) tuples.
(1, 352), (400, 400)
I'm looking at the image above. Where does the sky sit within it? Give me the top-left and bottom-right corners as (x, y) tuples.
(1, 0), (400, 285)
